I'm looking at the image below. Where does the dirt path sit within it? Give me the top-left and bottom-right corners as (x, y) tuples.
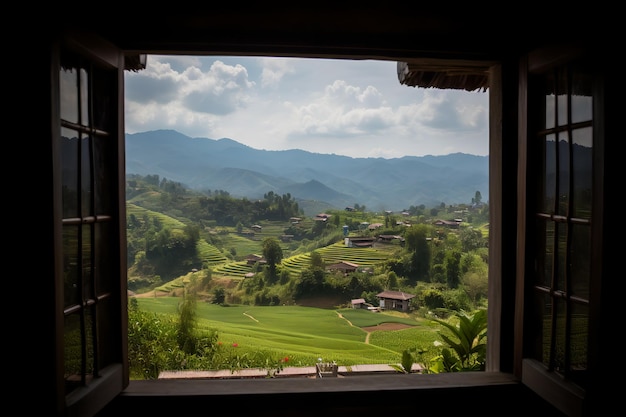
(336, 312), (412, 344)
(243, 311), (259, 322)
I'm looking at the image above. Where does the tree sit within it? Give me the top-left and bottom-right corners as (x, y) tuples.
(444, 250), (462, 288)
(387, 271), (398, 290)
(309, 251), (324, 269)
(473, 190), (482, 205)
(177, 287), (198, 354)
(405, 225), (431, 282)
(212, 287), (226, 305)
(459, 228), (486, 252)
(262, 237), (284, 281)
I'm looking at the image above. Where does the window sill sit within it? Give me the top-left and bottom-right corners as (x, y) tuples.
(96, 371), (565, 416)
(124, 370), (519, 396)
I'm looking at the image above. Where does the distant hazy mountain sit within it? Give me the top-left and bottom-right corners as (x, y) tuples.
(125, 129), (489, 213)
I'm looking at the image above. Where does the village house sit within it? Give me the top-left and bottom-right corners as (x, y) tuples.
(327, 260), (359, 275)
(344, 237), (375, 248)
(433, 219), (461, 228)
(377, 234), (405, 244)
(376, 290), (416, 312)
(351, 298), (366, 309)
(245, 254), (266, 266)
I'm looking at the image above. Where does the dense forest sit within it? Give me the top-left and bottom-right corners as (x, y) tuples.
(126, 173), (490, 314)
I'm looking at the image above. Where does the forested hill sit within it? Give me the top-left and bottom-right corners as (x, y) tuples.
(126, 129), (489, 213)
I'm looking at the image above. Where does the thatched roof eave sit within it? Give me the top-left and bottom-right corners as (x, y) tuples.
(397, 59), (495, 92)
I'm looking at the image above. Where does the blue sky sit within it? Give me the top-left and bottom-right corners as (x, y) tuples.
(124, 55), (489, 159)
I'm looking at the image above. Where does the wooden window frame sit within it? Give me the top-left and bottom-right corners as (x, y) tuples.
(46, 34), (608, 417)
(517, 47), (598, 417)
(105, 60), (520, 410)
(56, 34), (129, 417)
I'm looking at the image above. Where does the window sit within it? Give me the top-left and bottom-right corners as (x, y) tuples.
(58, 39), (128, 417)
(122, 54), (491, 376)
(520, 51), (598, 417)
(27, 22), (613, 417)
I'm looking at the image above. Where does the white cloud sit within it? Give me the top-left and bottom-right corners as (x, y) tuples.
(125, 56), (489, 158)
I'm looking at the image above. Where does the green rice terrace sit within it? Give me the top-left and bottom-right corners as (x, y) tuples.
(133, 297), (442, 369)
(126, 177), (490, 378)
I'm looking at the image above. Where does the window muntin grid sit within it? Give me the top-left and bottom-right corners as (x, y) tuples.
(60, 51), (118, 396)
(532, 60), (592, 389)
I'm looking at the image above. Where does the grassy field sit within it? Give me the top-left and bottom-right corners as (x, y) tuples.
(134, 297), (442, 367)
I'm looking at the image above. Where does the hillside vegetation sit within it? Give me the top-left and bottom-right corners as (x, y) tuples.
(126, 174), (489, 378)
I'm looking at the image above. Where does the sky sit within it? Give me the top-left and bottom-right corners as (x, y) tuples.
(124, 55), (489, 159)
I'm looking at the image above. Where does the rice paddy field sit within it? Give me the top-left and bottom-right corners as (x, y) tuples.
(134, 297), (442, 367)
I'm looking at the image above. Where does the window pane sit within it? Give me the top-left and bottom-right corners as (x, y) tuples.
(556, 223), (567, 292)
(535, 219), (553, 288)
(60, 65), (79, 124)
(557, 132), (569, 217)
(96, 296), (116, 367)
(92, 66), (115, 130)
(572, 127), (592, 219)
(81, 134), (93, 218)
(532, 290), (553, 366)
(94, 134), (113, 215)
(541, 134), (556, 213)
(570, 224), (590, 299)
(63, 225), (81, 308)
(569, 302), (588, 382)
(62, 128), (80, 219)
(64, 313), (83, 389)
(82, 224), (93, 301)
(556, 67), (568, 127)
(544, 80), (555, 129)
(571, 70), (593, 124)
(80, 68), (89, 125)
(95, 222), (113, 295)
(553, 298), (566, 372)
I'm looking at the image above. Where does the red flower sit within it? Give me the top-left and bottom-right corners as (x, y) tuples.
(283, 357), (289, 362)
(232, 343), (238, 347)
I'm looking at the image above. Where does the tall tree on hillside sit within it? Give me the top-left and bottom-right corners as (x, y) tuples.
(473, 190), (482, 205)
(405, 224), (431, 282)
(445, 249), (462, 289)
(177, 287), (198, 354)
(309, 251), (325, 269)
(262, 237), (283, 282)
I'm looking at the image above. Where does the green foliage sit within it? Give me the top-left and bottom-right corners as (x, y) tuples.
(459, 227), (487, 252)
(126, 176), (491, 375)
(309, 250), (324, 269)
(421, 288), (445, 309)
(127, 299), (180, 379)
(177, 289), (198, 354)
(444, 249), (462, 288)
(390, 349), (415, 373)
(212, 287), (226, 304)
(262, 237), (283, 276)
(422, 309), (487, 373)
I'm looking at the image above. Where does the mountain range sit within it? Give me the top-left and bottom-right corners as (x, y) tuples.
(125, 129), (489, 214)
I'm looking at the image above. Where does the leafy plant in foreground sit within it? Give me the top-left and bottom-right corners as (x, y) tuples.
(420, 309), (487, 373)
